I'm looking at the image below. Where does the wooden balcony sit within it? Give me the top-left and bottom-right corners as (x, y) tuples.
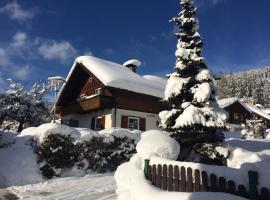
(59, 95), (114, 115)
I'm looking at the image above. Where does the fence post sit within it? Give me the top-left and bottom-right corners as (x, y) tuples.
(144, 159), (150, 179)
(248, 171), (258, 200)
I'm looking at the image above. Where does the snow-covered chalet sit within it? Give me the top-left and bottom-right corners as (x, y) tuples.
(217, 97), (270, 130)
(56, 56), (167, 131)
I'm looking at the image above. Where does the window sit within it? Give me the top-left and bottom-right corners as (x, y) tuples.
(89, 77), (93, 82)
(69, 119), (79, 127)
(95, 117), (102, 130)
(95, 88), (102, 95)
(128, 117), (140, 130)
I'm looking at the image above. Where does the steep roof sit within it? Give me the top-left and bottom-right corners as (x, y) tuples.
(60, 56), (167, 99)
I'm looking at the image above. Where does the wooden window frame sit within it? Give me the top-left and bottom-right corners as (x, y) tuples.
(128, 116), (140, 130)
(95, 87), (102, 95)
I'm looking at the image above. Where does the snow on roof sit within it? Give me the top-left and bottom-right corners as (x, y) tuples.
(245, 104), (270, 121)
(217, 97), (239, 109)
(123, 59), (142, 67)
(263, 108), (270, 115)
(64, 56), (166, 98)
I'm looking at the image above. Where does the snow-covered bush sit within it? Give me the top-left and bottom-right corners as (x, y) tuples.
(21, 123), (139, 178)
(241, 121), (266, 139)
(77, 135), (137, 173)
(37, 134), (79, 178)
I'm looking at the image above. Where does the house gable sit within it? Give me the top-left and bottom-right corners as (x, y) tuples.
(57, 63), (105, 107)
(222, 101), (251, 124)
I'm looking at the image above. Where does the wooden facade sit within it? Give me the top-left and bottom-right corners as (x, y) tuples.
(223, 101), (251, 124)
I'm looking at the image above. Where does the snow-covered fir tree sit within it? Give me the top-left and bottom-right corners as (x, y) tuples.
(0, 79), (51, 132)
(159, 0), (227, 164)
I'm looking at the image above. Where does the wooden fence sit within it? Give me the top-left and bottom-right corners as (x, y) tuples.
(144, 161), (270, 200)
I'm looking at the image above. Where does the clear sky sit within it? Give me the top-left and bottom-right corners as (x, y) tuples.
(0, 0), (270, 90)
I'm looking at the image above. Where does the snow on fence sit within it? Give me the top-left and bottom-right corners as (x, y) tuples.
(144, 161), (270, 200)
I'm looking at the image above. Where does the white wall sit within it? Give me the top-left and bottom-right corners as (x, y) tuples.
(61, 108), (161, 131)
(115, 109), (161, 131)
(61, 109), (113, 128)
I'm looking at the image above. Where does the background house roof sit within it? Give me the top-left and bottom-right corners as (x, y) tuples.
(245, 104), (270, 121)
(217, 97), (239, 109)
(63, 56), (167, 99)
(217, 97), (270, 121)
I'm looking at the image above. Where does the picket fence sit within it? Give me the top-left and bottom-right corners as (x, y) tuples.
(144, 161), (270, 200)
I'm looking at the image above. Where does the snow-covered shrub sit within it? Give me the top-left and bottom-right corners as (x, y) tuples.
(77, 135), (137, 173)
(23, 124), (139, 178)
(37, 134), (79, 178)
(241, 121), (266, 139)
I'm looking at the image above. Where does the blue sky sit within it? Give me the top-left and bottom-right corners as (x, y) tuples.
(0, 0), (270, 91)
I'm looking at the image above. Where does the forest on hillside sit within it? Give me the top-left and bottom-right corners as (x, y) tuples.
(216, 67), (270, 107)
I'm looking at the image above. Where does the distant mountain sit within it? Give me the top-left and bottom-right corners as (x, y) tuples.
(216, 66), (270, 107)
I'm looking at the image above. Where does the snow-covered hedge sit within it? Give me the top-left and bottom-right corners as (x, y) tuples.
(21, 123), (140, 178)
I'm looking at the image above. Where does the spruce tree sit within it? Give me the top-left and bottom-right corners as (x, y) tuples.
(160, 0), (227, 164)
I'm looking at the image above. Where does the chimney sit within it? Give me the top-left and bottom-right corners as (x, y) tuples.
(123, 59), (141, 73)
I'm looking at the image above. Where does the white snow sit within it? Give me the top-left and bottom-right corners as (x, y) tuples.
(10, 174), (116, 200)
(192, 82), (212, 103)
(217, 97), (239, 109)
(159, 109), (178, 128)
(245, 103), (270, 120)
(20, 123), (81, 143)
(175, 47), (189, 59)
(123, 59), (142, 67)
(142, 75), (167, 87)
(0, 131), (43, 187)
(136, 130), (180, 160)
(98, 128), (141, 143)
(164, 76), (190, 100)
(195, 69), (212, 81)
(59, 56), (166, 99)
(0, 125), (141, 187)
(173, 105), (226, 128)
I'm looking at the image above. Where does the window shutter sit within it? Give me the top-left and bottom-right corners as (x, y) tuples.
(121, 115), (128, 128)
(91, 117), (95, 130)
(139, 118), (146, 131)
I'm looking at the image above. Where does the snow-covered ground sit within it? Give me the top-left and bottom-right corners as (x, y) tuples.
(10, 174), (116, 200)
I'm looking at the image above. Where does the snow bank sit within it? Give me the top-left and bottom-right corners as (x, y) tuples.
(220, 138), (270, 188)
(136, 130), (180, 160)
(0, 125), (141, 187)
(0, 132), (43, 187)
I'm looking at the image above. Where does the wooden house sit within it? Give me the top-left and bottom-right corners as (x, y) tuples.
(217, 97), (270, 129)
(56, 56), (167, 131)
